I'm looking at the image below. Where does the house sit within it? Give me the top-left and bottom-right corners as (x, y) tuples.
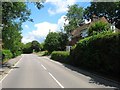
(68, 16), (117, 46)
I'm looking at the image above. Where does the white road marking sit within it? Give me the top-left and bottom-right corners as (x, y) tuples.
(41, 64), (47, 70)
(48, 72), (64, 88)
(0, 55), (23, 83)
(49, 60), (63, 66)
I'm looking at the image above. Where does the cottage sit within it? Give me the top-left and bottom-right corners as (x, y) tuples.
(68, 16), (117, 46)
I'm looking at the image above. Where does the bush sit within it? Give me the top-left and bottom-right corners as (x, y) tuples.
(51, 51), (70, 64)
(88, 21), (110, 36)
(70, 32), (120, 76)
(2, 49), (13, 63)
(13, 50), (22, 57)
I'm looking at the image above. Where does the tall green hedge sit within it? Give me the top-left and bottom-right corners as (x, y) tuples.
(51, 51), (70, 64)
(70, 32), (120, 76)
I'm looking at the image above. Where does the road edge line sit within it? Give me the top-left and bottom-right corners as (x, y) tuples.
(48, 72), (64, 88)
(0, 55), (23, 83)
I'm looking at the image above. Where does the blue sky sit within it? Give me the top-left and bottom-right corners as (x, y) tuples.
(22, 0), (90, 43)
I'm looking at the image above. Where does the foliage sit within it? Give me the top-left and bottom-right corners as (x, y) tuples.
(2, 49), (13, 63)
(64, 4), (84, 34)
(37, 51), (50, 56)
(2, 22), (22, 57)
(2, 2), (44, 57)
(88, 21), (110, 36)
(31, 40), (40, 52)
(44, 32), (68, 52)
(51, 51), (70, 64)
(70, 32), (120, 76)
(39, 42), (45, 51)
(58, 32), (68, 50)
(84, 2), (120, 29)
(22, 40), (41, 53)
(22, 42), (33, 54)
(2, 2), (44, 24)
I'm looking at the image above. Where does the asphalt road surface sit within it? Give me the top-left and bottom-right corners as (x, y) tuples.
(1, 54), (119, 89)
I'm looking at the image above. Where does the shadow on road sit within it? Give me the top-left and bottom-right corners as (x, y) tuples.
(62, 63), (120, 89)
(2, 63), (20, 69)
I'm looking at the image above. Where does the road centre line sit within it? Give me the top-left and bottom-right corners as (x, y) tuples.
(0, 55), (23, 83)
(48, 72), (64, 88)
(41, 64), (47, 70)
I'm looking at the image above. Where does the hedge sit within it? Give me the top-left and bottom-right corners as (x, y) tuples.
(2, 49), (13, 63)
(51, 51), (70, 64)
(70, 32), (120, 76)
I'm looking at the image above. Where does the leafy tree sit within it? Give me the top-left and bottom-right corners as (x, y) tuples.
(88, 21), (110, 36)
(22, 42), (32, 54)
(44, 32), (60, 52)
(2, 22), (22, 57)
(31, 40), (40, 52)
(59, 32), (68, 51)
(84, 2), (120, 29)
(39, 42), (45, 51)
(64, 4), (84, 34)
(2, 2), (44, 56)
(44, 32), (68, 52)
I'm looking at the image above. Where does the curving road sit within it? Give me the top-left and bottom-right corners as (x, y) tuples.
(1, 54), (119, 89)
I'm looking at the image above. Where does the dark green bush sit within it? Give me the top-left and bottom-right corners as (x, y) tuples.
(2, 49), (13, 62)
(51, 51), (70, 64)
(70, 32), (120, 76)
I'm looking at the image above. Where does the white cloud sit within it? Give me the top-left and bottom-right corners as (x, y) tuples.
(58, 15), (69, 29)
(24, 25), (29, 29)
(22, 22), (58, 43)
(22, 15), (69, 44)
(22, 35), (35, 44)
(46, 0), (77, 15)
(30, 22), (58, 37)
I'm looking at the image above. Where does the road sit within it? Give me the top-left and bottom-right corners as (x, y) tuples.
(1, 54), (119, 89)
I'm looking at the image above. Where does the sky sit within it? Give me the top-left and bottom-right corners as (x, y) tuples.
(21, 0), (91, 44)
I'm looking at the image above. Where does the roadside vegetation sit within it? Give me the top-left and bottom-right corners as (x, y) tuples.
(1, 1), (44, 62)
(1, 1), (120, 82)
(51, 51), (70, 64)
(2, 50), (13, 64)
(70, 32), (120, 78)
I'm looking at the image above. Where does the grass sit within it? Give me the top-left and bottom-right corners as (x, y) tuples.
(37, 51), (50, 56)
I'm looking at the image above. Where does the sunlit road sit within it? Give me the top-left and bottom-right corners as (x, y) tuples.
(1, 54), (118, 89)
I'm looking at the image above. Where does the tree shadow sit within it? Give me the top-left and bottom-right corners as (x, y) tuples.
(62, 63), (120, 89)
(2, 62), (19, 69)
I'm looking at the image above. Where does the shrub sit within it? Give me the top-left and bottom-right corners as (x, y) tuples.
(2, 49), (13, 63)
(88, 21), (110, 36)
(51, 51), (70, 64)
(70, 32), (120, 76)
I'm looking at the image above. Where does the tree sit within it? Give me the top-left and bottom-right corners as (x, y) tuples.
(64, 4), (84, 34)
(44, 32), (60, 52)
(58, 32), (68, 51)
(44, 32), (68, 52)
(88, 21), (110, 36)
(2, 2), (44, 56)
(22, 42), (32, 54)
(31, 40), (40, 52)
(39, 42), (45, 51)
(84, 2), (120, 29)
(2, 22), (23, 57)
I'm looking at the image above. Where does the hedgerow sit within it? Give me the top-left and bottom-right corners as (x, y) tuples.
(51, 51), (70, 64)
(70, 32), (120, 76)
